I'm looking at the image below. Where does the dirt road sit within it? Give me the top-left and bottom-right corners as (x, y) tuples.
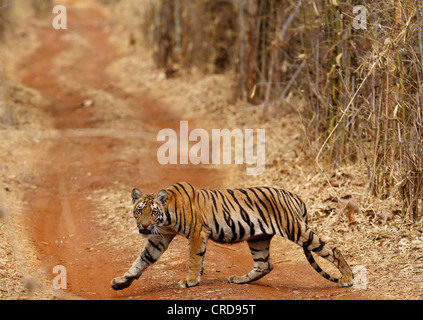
(13, 2), (367, 300)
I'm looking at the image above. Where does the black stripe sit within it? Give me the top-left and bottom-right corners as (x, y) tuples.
(253, 253), (270, 263)
(197, 248), (207, 256)
(294, 219), (302, 243)
(248, 188), (270, 226)
(148, 239), (163, 251)
(263, 187), (284, 234)
(257, 219), (267, 235)
(176, 183), (194, 238)
(312, 239), (326, 253)
(171, 186), (185, 233)
(250, 188), (279, 236)
(142, 248), (157, 264)
(303, 231), (314, 248)
(226, 189), (255, 238)
(278, 190), (294, 239)
(218, 191), (234, 214)
(238, 188), (254, 208)
(209, 192), (220, 234)
(238, 221), (245, 239)
(216, 192), (236, 238)
(200, 190), (207, 207)
(218, 228), (225, 243)
(167, 190), (177, 226)
(257, 187), (281, 230)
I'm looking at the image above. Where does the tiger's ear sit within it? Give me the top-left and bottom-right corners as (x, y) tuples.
(156, 190), (168, 206)
(131, 188), (142, 204)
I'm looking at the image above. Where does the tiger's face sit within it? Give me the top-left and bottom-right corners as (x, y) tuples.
(131, 188), (168, 236)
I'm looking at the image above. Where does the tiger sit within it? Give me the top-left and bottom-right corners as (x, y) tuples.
(110, 182), (354, 290)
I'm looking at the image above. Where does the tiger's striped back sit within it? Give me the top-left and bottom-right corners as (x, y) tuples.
(196, 186), (307, 243)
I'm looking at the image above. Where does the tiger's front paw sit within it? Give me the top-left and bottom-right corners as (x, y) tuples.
(177, 279), (199, 288)
(110, 274), (135, 291)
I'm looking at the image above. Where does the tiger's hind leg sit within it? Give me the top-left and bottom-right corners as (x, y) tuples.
(228, 236), (273, 284)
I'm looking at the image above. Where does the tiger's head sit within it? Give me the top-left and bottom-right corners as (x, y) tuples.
(131, 188), (168, 236)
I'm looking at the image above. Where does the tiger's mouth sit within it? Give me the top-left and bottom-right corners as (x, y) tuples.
(139, 228), (151, 235)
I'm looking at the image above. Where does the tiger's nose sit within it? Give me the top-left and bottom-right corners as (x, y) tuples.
(141, 224), (149, 229)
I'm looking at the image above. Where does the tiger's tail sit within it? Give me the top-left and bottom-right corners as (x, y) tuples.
(302, 247), (339, 283)
(301, 206), (339, 283)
